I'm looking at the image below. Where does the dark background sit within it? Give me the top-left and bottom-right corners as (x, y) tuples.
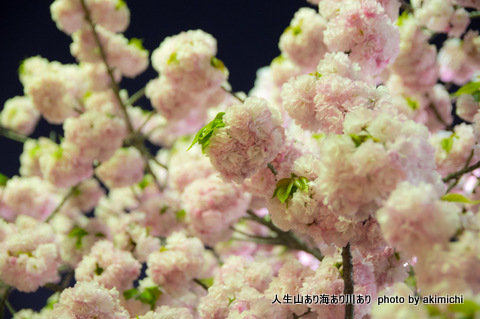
(0, 0), (309, 316)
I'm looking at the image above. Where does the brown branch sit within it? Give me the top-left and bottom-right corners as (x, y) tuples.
(79, 0), (134, 134)
(443, 159), (480, 183)
(342, 243), (354, 319)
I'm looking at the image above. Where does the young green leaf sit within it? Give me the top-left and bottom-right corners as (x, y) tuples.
(349, 133), (370, 147)
(0, 173), (8, 186)
(454, 82), (480, 96)
(123, 288), (138, 300)
(68, 227), (89, 249)
(187, 112), (225, 153)
(197, 277), (214, 289)
(441, 193), (480, 205)
(136, 287), (162, 310)
(440, 137), (454, 154)
(94, 263), (104, 276)
(448, 299), (480, 317)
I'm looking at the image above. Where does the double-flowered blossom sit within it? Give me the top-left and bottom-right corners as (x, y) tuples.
(137, 306), (193, 319)
(316, 108), (444, 221)
(414, 230), (480, 296)
(388, 15), (438, 91)
(438, 30), (480, 85)
(282, 52), (386, 133)
(95, 147), (145, 188)
(146, 30), (228, 122)
(63, 111), (127, 162)
(50, 280), (130, 318)
(20, 56), (85, 124)
(205, 96), (285, 183)
(182, 175), (250, 245)
(51, 0), (130, 35)
(412, 0), (470, 36)
(146, 232), (206, 289)
(0, 216), (61, 292)
(151, 30), (227, 93)
(71, 25), (148, 78)
(75, 239), (141, 291)
(320, 0), (400, 75)
(0, 96), (39, 135)
(279, 8), (328, 69)
(456, 93), (480, 122)
(431, 123), (480, 176)
(376, 182), (460, 257)
(199, 256), (277, 318)
(0, 176), (58, 222)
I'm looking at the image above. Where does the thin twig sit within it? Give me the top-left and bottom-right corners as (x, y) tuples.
(127, 87), (146, 105)
(267, 163), (278, 177)
(428, 103), (452, 131)
(193, 278), (209, 291)
(443, 160), (480, 183)
(0, 126), (28, 143)
(0, 285), (14, 318)
(221, 86), (245, 103)
(46, 186), (78, 222)
(445, 149), (475, 193)
(79, 0), (134, 134)
(342, 243), (354, 319)
(242, 210), (324, 261)
(294, 308), (312, 319)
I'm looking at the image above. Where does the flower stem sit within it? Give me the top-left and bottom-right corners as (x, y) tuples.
(0, 126), (28, 143)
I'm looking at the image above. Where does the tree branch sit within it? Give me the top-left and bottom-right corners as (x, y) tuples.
(443, 159), (480, 183)
(79, 0), (134, 134)
(342, 243), (354, 319)
(239, 210), (324, 261)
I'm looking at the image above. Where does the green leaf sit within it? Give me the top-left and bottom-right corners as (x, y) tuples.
(0, 173), (8, 186)
(271, 55), (286, 65)
(123, 288), (138, 300)
(454, 82), (480, 96)
(349, 133), (370, 147)
(160, 206), (169, 215)
(176, 209), (186, 221)
(441, 193), (480, 205)
(425, 305), (442, 316)
(396, 10), (411, 27)
(136, 287), (162, 310)
(277, 182), (294, 204)
(138, 175), (153, 189)
(272, 175), (310, 206)
(187, 112), (226, 153)
(294, 176), (309, 192)
(473, 91), (480, 102)
(129, 38), (146, 51)
(197, 277), (214, 288)
(94, 263), (104, 276)
(68, 227), (89, 249)
(448, 299), (480, 317)
(168, 52), (179, 65)
(211, 56), (227, 74)
(404, 96), (419, 110)
(440, 137), (454, 154)
(228, 296), (236, 306)
(115, 0), (126, 10)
